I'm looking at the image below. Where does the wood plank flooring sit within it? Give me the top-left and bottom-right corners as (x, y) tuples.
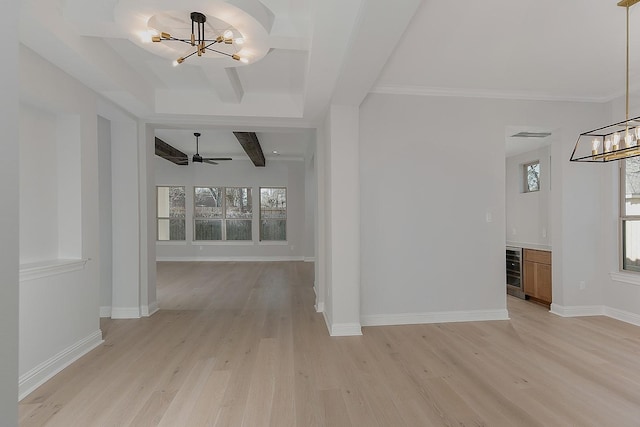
(19, 261), (640, 426)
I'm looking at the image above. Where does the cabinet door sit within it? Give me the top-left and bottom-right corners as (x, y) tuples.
(523, 260), (536, 296)
(536, 263), (552, 303)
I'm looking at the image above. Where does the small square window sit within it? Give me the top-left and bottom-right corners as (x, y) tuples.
(523, 161), (540, 193)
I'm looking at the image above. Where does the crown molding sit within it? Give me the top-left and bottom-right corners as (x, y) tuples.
(370, 85), (614, 103)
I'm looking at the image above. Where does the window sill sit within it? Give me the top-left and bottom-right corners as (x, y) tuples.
(194, 241), (255, 246)
(610, 271), (640, 287)
(20, 258), (89, 282)
(156, 241), (188, 246)
(258, 241), (288, 246)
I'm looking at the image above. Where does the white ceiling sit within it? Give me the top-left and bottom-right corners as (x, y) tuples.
(19, 0), (640, 159)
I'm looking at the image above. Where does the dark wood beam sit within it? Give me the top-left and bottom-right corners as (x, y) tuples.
(155, 137), (188, 165)
(233, 132), (266, 167)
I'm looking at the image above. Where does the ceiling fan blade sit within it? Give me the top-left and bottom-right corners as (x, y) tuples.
(203, 159), (219, 165)
(202, 157), (232, 161)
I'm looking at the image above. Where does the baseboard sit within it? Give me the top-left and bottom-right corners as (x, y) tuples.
(329, 322), (362, 336)
(361, 309), (510, 327)
(315, 301), (325, 313)
(156, 256), (305, 262)
(550, 304), (604, 317)
(603, 306), (640, 327)
(110, 307), (141, 319)
(304, 257), (316, 263)
(19, 330), (103, 401)
(141, 301), (159, 317)
(99, 306), (111, 318)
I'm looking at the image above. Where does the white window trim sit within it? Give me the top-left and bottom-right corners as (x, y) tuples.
(620, 160), (640, 273)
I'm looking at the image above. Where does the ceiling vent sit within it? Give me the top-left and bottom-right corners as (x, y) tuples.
(511, 131), (552, 138)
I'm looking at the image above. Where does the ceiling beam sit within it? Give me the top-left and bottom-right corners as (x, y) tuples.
(233, 132), (266, 167)
(155, 137), (188, 165)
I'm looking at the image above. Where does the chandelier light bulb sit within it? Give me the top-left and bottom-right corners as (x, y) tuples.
(235, 37), (244, 45)
(605, 138), (612, 152)
(240, 57), (249, 64)
(625, 132), (633, 148)
(613, 132), (621, 150)
(592, 138), (600, 154)
(636, 127), (640, 140)
(223, 30), (233, 39)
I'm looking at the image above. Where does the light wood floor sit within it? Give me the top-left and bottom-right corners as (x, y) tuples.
(19, 261), (640, 426)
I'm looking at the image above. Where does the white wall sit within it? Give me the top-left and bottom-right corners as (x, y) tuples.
(97, 116), (113, 311)
(0, 1), (19, 422)
(19, 104), (59, 263)
(358, 93), (607, 323)
(155, 157), (307, 260)
(17, 46), (106, 399)
(506, 145), (552, 250)
(320, 105), (362, 336)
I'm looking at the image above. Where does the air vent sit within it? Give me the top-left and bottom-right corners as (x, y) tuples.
(511, 131), (552, 138)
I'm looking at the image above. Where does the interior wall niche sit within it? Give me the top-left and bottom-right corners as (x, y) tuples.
(19, 103), (82, 265)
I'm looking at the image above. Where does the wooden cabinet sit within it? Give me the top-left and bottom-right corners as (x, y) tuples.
(523, 249), (552, 304)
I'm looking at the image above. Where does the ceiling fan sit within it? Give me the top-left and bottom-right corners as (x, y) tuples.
(189, 132), (232, 165)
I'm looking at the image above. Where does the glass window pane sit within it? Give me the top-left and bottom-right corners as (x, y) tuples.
(226, 187), (253, 219)
(195, 219), (222, 240)
(261, 219), (286, 241)
(195, 187), (223, 218)
(624, 157), (640, 216)
(260, 188), (287, 219)
(524, 162), (540, 192)
(623, 220), (640, 272)
(169, 219), (185, 240)
(157, 187), (170, 218)
(157, 187), (185, 241)
(169, 187), (186, 218)
(226, 220), (252, 241)
(158, 218), (170, 241)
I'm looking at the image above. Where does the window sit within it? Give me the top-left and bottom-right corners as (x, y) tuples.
(523, 161), (540, 193)
(194, 187), (252, 240)
(260, 187), (286, 241)
(621, 158), (640, 271)
(157, 186), (186, 241)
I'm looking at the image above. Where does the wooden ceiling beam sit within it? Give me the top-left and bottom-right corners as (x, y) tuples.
(155, 137), (188, 165)
(233, 132), (266, 167)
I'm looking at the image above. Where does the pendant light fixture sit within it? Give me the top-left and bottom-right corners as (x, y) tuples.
(570, 0), (640, 162)
(151, 11), (247, 66)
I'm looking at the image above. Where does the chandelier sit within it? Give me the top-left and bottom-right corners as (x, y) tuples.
(570, 0), (640, 162)
(151, 11), (247, 66)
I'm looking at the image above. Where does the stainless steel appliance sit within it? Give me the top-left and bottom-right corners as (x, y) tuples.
(506, 246), (525, 299)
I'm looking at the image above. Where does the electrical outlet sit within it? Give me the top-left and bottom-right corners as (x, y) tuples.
(579, 281), (586, 290)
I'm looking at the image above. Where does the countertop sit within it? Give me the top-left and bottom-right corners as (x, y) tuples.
(506, 241), (551, 251)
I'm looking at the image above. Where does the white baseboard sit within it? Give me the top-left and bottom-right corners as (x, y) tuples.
(550, 304), (640, 327)
(110, 307), (141, 319)
(141, 301), (159, 317)
(550, 304), (604, 317)
(156, 256), (304, 262)
(99, 306), (111, 318)
(19, 330), (103, 401)
(603, 306), (640, 327)
(329, 322), (362, 336)
(304, 257), (316, 263)
(361, 309), (509, 327)
(315, 301), (325, 313)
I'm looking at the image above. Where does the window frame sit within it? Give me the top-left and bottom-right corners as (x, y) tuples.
(523, 160), (541, 193)
(193, 186), (253, 241)
(156, 186), (186, 241)
(259, 187), (287, 242)
(620, 159), (640, 272)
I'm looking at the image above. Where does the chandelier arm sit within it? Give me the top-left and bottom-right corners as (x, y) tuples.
(203, 43), (235, 58)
